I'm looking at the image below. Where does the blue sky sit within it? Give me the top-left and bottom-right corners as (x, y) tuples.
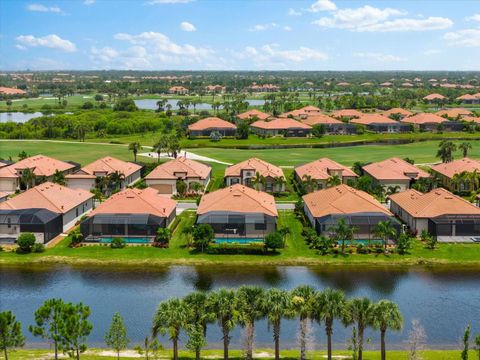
(0, 0), (479, 71)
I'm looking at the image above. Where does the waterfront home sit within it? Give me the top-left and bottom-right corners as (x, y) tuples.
(145, 157), (211, 195)
(66, 156), (142, 191)
(350, 114), (410, 133)
(0, 182), (93, 236)
(0, 155), (77, 194)
(205, 85), (226, 93)
(196, 184), (278, 239)
(362, 157), (430, 192)
(435, 108), (473, 119)
(295, 158), (357, 190)
(389, 188), (480, 240)
(248, 83), (280, 92)
(188, 117), (237, 137)
(237, 109), (271, 121)
(280, 105), (322, 118)
(80, 188), (177, 242)
(168, 86), (189, 95)
(456, 94), (480, 105)
(0, 87), (26, 95)
(250, 118), (311, 137)
(331, 109), (363, 119)
(224, 158), (285, 193)
(401, 113), (448, 131)
(423, 93), (446, 103)
(300, 115), (357, 134)
(303, 184), (400, 239)
(382, 108), (413, 119)
(430, 157), (480, 191)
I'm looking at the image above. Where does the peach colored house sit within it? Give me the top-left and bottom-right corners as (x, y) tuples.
(145, 157), (211, 195)
(331, 109), (363, 119)
(436, 108), (473, 119)
(0, 155), (77, 194)
(224, 158), (285, 193)
(0, 87), (26, 95)
(295, 158), (357, 190)
(382, 108), (413, 119)
(196, 184), (278, 238)
(237, 109), (271, 121)
(431, 157), (480, 191)
(168, 86), (189, 95)
(188, 117), (237, 137)
(401, 113), (447, 130)
(423, 93), (446, 103)
(250, 118), (311, 137)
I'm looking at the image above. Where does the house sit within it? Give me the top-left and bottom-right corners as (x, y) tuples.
(250, 118), (311, 137)
(196, 184), (278, 238)
(0, 182), (93, 238)
(224, 158), (285, 193)
(295, 158), (358, 190)
(331, 109), (363, 119)
(145, 157), (211, 195)
(423, 93), (446, 103)
(382, 108), (413, 119)
(430, 157), (480, 191)
(336, 82), (350, 86)
(436, 108), (473, 119)
(380, 82), (393, 87)
(389, 188), (480, 240)
(79, 188), (177, 242)
(350, 114), (410, 133)
(456, 94), (480, 105)
(66, 156), (142, 191)
(303, 184), (400, 239)
(401, 113), (447, 131)
(362, 157), (430, 192)
(0, 155), (77, 194)
(402, 82), (414, 88)
(168, 86), (189, 95)
(0, 87), (27, 95)
(237, 109), (271, 121)
(205, 85), (226, 93)
(188, 117), (237, 137)
(249, 83), (280, 92)
(300, 115), (357, 134)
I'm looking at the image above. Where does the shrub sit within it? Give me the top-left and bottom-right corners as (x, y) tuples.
(192, 224), (214, 252)
(421, 229), (437, 250)
(69, 229), (84, 247)
(356, 243), (368, 254)
(16, 232), (36, 253)
(396, 233), (412, 255)
(155, 228), (171, 247)
(32, 243), (45, 253)
(264, 231), (284, 252)
(110, 237), (126, 249)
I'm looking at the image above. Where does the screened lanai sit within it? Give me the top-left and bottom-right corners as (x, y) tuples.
(428, 214), (480, 237)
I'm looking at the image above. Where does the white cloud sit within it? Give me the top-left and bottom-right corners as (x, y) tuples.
(180, 21), (196, 32)
(353, 52), (407, 62)
(27, 3), (64, 14)
(444, 29), (480, 47)
(466, 14), (480, 22)
(84, 0), (95, 5)
(423, 49), (441, 55)
(288, 8), (301, 16)
(16, 34), (76, 52)
(147, 0), (193, 4)
(358, 17), (453, 32)
(90, 46), (119, 61)
(249, 23), (278, 32)
(15, 44), (27, 51)
(283, 26), (292, 31)
(309, 0), (337, 12)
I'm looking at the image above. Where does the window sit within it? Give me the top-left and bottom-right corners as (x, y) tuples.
(76, 208), (79, 217)
(255, 222), (266, 230)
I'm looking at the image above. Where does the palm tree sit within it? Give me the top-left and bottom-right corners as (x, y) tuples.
(183, 292), (212, 360)
(236, 286), (265, 360)
(459, 142), (472, 158)
(344, 297), (375, 360)
(152, 298), (190, 360)
(372, 300), (403, 360)
(373, 220), (397, 251)
(208, 289), (238, 360)
(301, 174), (317, 193)
(263, 288), (293, 360)
(20, 168), (36, 190)
(273, 176), (286, 193)
(326, 175), (341, 188)
(329, 218), (356, 254)
(291, 286), (317, 360)
(156, 99), (167, 112)
(436, 140), (457, 163)
(385, 185), (401, 197)
(128, 142), (141, 162)
(153, 138), (167, 163)
(252, 172), (265, 191)
(52, 170), (66, 186)
(314, 288), (346, 360)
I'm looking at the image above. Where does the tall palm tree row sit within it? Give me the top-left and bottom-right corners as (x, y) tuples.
(151, 286), (403, 360)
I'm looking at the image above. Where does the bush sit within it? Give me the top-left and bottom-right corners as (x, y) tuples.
(264, 231), (284, 252)
(192, 224), (214, 252)
(32, 243), (45, 253)
(396, 233), (412, 255)
(356, 243), (368, 254)
(155, 228), (171, 247)
(69, 229), (84, 247)
(16, 232), (36, 253)
(110, 237), (126, 249)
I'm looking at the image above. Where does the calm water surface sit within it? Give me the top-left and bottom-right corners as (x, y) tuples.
(134, 99), (265, 110)
(0, 112), (44, 123)
(1, 265), (479, 350)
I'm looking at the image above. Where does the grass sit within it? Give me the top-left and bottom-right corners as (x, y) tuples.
(0, 94), (96, 112)
(4, 348), (479, 360)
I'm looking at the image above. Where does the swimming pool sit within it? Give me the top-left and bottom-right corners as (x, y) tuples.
(98, 237), (152, 244)
(215, 237), (264, 244)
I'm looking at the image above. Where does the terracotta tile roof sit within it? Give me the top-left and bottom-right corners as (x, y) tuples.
(237, 109), (271, 120)
(402, 113), (446, 125)
(331, 109), (363, 118)
(0, 192), (9, 199)
(301, 114), (342, 126)
(250, 118), (311, 130)
(0, 155), (76, 178)
(456, 94), (479, 100)
(88, 187), (176, 218)
(188, 117), (237, 131)
(145, 157), (211, 180)
(301, 105), (322, 112)
(380, 82), (393, 86)
(75, 156), (142, 178)
(0, 87), (26, 95)
(462, 116), (480, 123)
(431, 157), (480, 179)
(435, 108), (473, 118)
(225, 157), (285, 179)
(361, 82), (373, 86)
(389, 188), (480, 218)
(363, 157), (430, 181)
(423, 93), (446, 101)
(350, 114), (398, 125)
(197, 184), (278, 217)
(402, 82), (414, 87)
(337, 82), (350, 86)
(382, 108), (413, 117)
(169, 86), (188, 91)
(303, 184), (392, 218)
(295, 158), (357, 181)
(0, 182), (93, 214)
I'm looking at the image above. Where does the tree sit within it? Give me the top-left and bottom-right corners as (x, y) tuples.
(264, 231), (284, 252)
(52, 170), (66, 186)
(16, 232), (36, 253)
(134, 336), (163, 360)
(153, 138), (167, 163)
(29, 298), (65, 360)
(421, 229), (437, 250)
(113, 99), (137, 112)
(344, 298), (374, 360)
(0, 311), (25, 360)
(326, 175), (341, 188)
(18, 151), (28, 160)
(237, 286), (265, 360)
(372, 300), (403, 360)
(128, 142), (141, 162)
(459, 142), (472, 158)
(396, 233), (412, 255)
(94, 94), (104, 102)
(264, 288), (293, 360)
(301, 174), (317, 194)
(252, 172), (265, 191)
(291, 285), (317, 360)
(20, 168), (36, 190)
(155, 228), (171, 246)
(208, 289), (238, 360)
(192, 224), (214, 252)
(210, 131), (222, 142)
(436, 140), (457, 163)
(58, 302), (92, 360)
(236, 121), (249, 139)
(152, 298), (190, 360)
(315, 288), (346, 360)
(69, 229), (84, 247)
(329, 218), (356, 254)
(462, 324), (471, 360)
(385, 185), (401, 197)
(176, 179), (187, 196)
(104, 313), (129, 360)
(312, 124), (326, 138)
(373, 220), (397, 251)
(183, 292), (212, 360)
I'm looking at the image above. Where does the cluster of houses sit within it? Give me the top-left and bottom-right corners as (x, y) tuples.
(2, 151), (480, 247)
(186, 104), (480, 138)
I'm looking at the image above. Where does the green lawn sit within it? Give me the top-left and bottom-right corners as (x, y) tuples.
(0, 94), (96, 112)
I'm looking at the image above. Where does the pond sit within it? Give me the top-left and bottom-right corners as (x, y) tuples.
(134, 99), (265, 111)
(0, 112), (44, 123)
(0, 265), (479, 350)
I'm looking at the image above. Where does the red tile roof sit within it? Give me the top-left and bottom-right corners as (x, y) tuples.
(402, 113), (447, 125)
(431, 157), (480, 179)
(350, 114), (398, 125)
(436, 108), (473, 118)
(0, 155), (75, 178)
(382, 108), (413, 117)
(250, 118), (311, 130)
(225, 158), (284, 179)
(363, 157), (430, 181)
(331, 109), (363, 118)
(188, 117), (237, 131)
(295, 158), (357, 181)
(145, 157), (211, 180)
(0, 87), (26, 95)
(301, 114), (342, 126)
(237, 109), (271, 120)
(75, 156), (142, 178)
(423, 93), (446, 101)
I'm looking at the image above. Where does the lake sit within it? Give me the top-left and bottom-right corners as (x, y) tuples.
(1, 265), (479, 350)
(0, 112), (44, 123)
(134, 99), (265, 111)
